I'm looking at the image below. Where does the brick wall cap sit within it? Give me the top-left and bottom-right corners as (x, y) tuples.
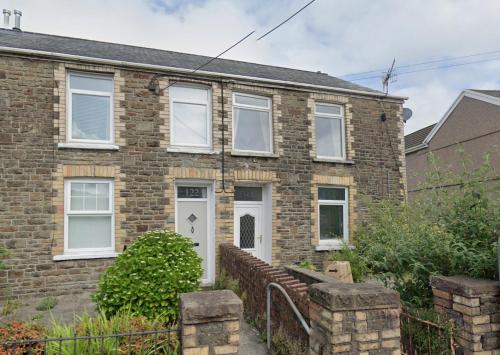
(285, 265), (344, 285)
(180, 290), (242, 324)
(430, 275), (500, 297)
(309, 282), (400, 311)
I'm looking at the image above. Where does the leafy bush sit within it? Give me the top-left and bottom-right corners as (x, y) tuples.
(93, 230), (202, 322)
(0, 321), (44, 354)
(356, 201), (454, 306)
(328, 244), (368, 282)
(298, 259), (316, 271)
(355, 153), (498, 307)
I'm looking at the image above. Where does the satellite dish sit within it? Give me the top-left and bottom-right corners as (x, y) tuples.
(402, 108), (413, 123)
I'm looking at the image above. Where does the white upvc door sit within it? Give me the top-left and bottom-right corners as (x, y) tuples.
(234, 202), (264, 260)
(175, 182), (214, 285)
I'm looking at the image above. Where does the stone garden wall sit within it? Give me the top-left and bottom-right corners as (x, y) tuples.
(180, 290), (242, 355)
(430, 275), (499, 354)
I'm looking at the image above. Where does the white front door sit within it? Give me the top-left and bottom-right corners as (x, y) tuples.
(234, 203), (263, 259)
(175, 183), (214, 284)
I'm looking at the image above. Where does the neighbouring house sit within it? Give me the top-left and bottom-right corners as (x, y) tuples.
(405, 90), (500, 199)
(0, 27), (407, 298)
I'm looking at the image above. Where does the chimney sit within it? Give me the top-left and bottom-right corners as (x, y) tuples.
(2, 9), (10, 28)
(13, 9), (21, 31)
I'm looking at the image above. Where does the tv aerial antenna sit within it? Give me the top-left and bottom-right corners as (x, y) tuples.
(382, 58), (397, 94)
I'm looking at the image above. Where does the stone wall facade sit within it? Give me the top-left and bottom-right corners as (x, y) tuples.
(0, 53), (405, 298)
(430, 275), (500, 354)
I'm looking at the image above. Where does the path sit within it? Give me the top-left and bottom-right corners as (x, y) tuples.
(240, 318), (269, 355)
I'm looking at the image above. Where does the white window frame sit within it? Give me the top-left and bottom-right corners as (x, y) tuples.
(67, 71), (114, 145)
(63, 179), (115, 256)
(169, 83), (212, 150)
(318, 186), (348, 246)
(315, 103), (345, 160)
(232, 92), (273, 154)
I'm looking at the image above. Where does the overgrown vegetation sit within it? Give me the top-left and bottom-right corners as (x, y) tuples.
(214, 271), (246, 306)
(401, 308), (456, 355)
(36, 296), (58, 311)
(93, 230), (202, 322)
(355, 153), (498, 307)
(0, 311), (179, 354)
(271, 327), (308, 355)
(0, 299), (21, 316)
(298, 259), (316, 271)
(328, 244), (368, 283)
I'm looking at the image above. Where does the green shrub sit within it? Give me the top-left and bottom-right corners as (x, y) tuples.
(328, 244), (368, 282)
(36, 296), (58, 311)
(355, 152), (498, 307)
(356, 200), (454, 307)
(93, 230), (202, 322)
(298, 260), (316, 271)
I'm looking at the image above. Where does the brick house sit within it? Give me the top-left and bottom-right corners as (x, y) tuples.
(0, 28), (406, 297)
(405, 89), (500, 199)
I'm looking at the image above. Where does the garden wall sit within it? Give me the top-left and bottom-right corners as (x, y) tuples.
(219, 244), (310, 344)
(430, 275), (499, 354)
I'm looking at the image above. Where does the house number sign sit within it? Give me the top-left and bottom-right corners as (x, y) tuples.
(177, 186), (206, 199)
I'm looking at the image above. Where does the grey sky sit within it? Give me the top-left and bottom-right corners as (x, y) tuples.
(4, 0), (500, 133)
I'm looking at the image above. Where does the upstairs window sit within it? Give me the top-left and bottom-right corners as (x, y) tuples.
(65, 179), (114, 254)
(318, 187), (348, 244)
(233, 93), (272, 153)
(170, 84), (211, 149)
(315, 103), (345, 159)
(68, 73), (113, 143)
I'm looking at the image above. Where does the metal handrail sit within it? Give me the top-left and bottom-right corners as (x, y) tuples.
(266, 282), (311, 350)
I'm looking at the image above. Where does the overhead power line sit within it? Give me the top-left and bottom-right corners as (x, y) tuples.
(347, 55), (500, 82)
(257, 0), (316, 41)
(163, 30), (256, 90)
(341, 49), (500, 79)
(149, 30), (255, 92)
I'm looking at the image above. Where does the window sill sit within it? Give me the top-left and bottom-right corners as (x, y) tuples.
(58, 143), (120, 151)
(231, 151), (279, 158)
(53, 253), (119, 261)
(315, 244), (349, 251)
(166, 147), (219, 155)
(313, 157), (354, 164)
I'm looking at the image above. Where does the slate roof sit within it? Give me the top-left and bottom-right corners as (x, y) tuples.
(0, 28), (385, 95)
(404, 123), (436, 152)
(470, 90), (500, 99)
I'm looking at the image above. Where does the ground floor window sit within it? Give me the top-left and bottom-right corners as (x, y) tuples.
(64, 179), (114, 254)
(318, 187), (348, 245)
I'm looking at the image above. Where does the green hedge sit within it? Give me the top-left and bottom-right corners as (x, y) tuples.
(93, 230), (202, 322)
